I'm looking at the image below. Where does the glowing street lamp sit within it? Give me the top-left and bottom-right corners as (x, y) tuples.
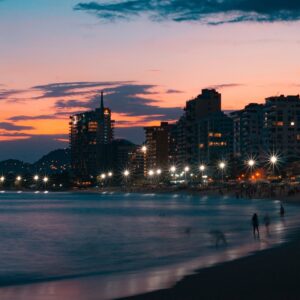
(148, 170), (154, 177)
(16, 176), (22, 182)
(270, 155), (278, 165)
(219, 162), (226, 170)
(34, 175), (39, 181)
(184, 166), (189, 181)
(199, 165), (206, 172)
(248, 159), (255, 168)
(141, 145), (147, 153)
(108, 172), (113, 177)
(269, 155), (278, 176)
(123, 170), (130, 177)
(0, 176), (5, 183)
(170, 166), (176, 173)
(101, 173), (106, 180)
(199, 164), (206, 183)
(218, 162), (226, 182)
(43, 177), (49, 183)
(156, 169), (162, 175)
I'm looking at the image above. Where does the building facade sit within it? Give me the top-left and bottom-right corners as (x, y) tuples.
(231, 103), (264, 161)
(144, 122), (173, 172)
(173, 89), (233, 168)
(263, 95), (300, 163)
(197, 111), (233, 164)
(70, 92), (114, 183)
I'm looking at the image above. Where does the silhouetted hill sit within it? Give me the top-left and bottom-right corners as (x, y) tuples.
(0, 149), (71, 174)
(33, 149), (71, 174)
(0, 159), (31, 174)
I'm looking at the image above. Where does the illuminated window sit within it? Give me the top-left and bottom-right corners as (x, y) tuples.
(273, 121), (284, 126)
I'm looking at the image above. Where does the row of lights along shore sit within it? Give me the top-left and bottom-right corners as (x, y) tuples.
(0, 155), (279, 183)
(0, 175), (49, 183)
(120, 154), (279, 178)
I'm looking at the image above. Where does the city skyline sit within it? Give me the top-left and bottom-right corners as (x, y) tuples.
(1, 1), (300, 161)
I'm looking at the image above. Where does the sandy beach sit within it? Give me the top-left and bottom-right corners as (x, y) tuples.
(117, 189), (300, 300)
(0, 189), (300, 300)
(121, 234), (300, 300)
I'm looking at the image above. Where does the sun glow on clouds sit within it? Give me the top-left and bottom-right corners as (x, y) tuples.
(0, 81), (184, 142)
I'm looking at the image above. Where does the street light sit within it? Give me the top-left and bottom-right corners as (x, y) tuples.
(16, 176), (22, 182)
(269, 155), (278, 176)
(0, 176), (4, 183)
(218, 162), (226, 182)
(170, 166), (176, 173)
(123, 170), (130, 177)
(248, 159), (255, 167)
(43, 177), (49, 183)
(199, 165), (206, 184)
(34, 175), (39, 181)
(141, 145), (147, 153)
(184, 166), (189, 181)
(148, 170), (154, 177)
(270, 155), (278, 165)
(108, 172), (113, 177)
(156, 169), (162, 175)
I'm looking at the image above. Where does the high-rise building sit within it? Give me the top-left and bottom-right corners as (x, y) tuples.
(111, 139), (137, 175)
(231, 103), (264, 161)
(144, 122), (173, 172)
(197, 111), (233, 164)
(70, 92), (114, 183)
(175, 89), (231, 168)
(263, 95), (300, 162)
(231, 95), (300, 166)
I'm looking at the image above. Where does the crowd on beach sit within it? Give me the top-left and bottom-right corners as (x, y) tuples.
(218, 181), (300, 201)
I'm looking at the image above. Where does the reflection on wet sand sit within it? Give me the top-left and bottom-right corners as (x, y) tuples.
(0, 235), (288, 300)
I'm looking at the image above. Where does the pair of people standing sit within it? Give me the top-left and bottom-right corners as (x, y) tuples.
(251, 204), (285, 238)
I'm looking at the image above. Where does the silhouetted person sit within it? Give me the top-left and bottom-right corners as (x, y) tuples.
(264, 213), (271, 236)
(210, 230), (227, 247)
(252, 213), (260, 238)
(280, 204), (285, 218)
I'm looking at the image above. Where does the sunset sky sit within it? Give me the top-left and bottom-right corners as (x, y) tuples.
(1, 0), (300, 161)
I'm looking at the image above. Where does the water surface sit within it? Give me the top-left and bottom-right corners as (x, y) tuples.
(0, 191), (298, 299)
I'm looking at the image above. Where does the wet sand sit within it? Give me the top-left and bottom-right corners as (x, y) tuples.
(121, 234), (300, 300)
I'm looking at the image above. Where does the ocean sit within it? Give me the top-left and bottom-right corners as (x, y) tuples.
(0, 191), (298, 299)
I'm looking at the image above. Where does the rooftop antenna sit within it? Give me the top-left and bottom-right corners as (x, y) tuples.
(100, 90), (104, 111)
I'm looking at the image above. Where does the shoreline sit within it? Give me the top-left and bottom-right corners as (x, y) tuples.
(0, 230), (297, 300)
(120, 232), (300, 300)
(0, 190), (299, 300)
(2, 184), (300, 204)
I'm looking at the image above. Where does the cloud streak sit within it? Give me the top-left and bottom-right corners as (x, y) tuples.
(54, 83), (182, 120)
(74, 0), (300, 24)
(8, 115), (55, 121)
(33, 81), (132, 99)
(0, 122), (34, 131)
(206, 83), (244, 90)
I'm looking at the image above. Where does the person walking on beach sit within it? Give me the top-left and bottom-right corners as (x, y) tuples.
(264, 213), (271, 236)
(252, 213), (260, 238)
(210, 230), (227, 248)
(280, 204), (285, 218)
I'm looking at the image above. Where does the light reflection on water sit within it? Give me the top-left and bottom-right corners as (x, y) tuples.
(0, 192), (298, 300)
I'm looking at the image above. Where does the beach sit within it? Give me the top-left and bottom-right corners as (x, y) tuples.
(0, 191), (298, 300)
(121, 234), (300, 300)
